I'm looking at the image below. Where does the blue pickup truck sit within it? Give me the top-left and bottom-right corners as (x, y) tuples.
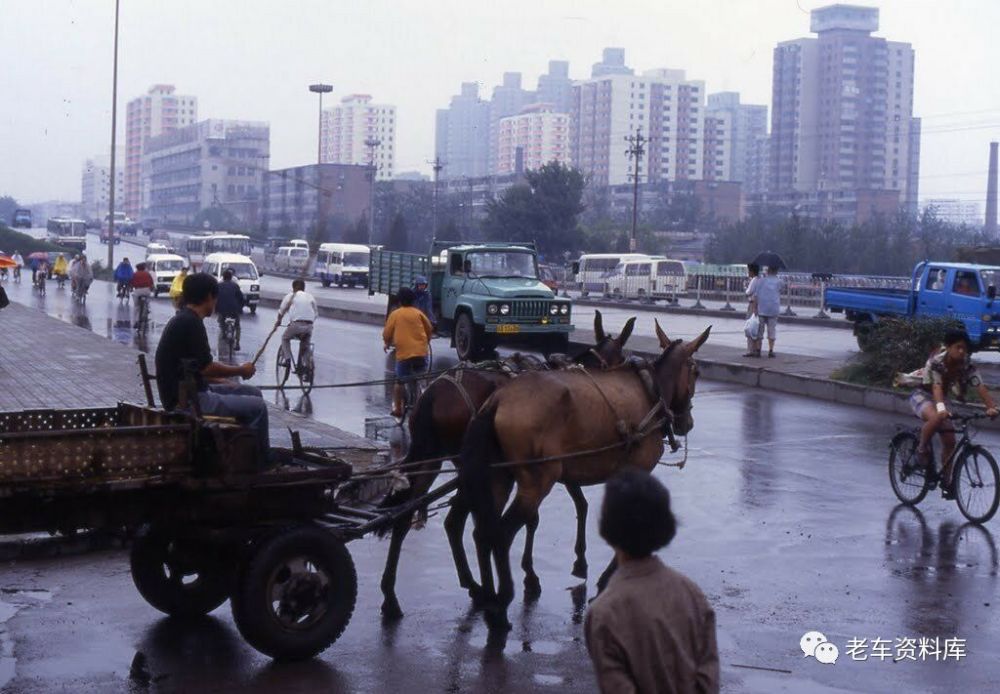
(825, 262), (1000, 351)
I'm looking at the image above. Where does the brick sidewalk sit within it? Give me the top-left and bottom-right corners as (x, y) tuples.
(0, 302), (376, 450)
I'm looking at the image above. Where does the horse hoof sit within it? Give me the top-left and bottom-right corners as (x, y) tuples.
(381, 600), (404, 621)
(523, 577), (542, 601)
(468, 584), (489, 608)
(571, 561), (588, 580)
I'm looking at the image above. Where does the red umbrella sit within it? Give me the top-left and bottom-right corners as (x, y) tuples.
(0, 255), (16, 269)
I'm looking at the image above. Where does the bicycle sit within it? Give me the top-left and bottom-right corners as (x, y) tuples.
(387, 347), (428, 421)
(34, 272), (46, 296)
(275, 336), (315, 396)
(73, 279), (90, 304)
(12, 266), (21, 284)
(134, 294), (150, 334)
(117, 282), (132, 303)
(219, 316), (240, 362)
(889, 412), (1000, 524)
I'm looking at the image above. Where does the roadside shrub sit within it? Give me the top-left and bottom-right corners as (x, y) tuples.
(833, 317), (963, 387)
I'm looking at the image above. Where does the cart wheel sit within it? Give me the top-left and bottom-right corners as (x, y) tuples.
(231, 525), (357, 661)
(130, 529), (231, 618)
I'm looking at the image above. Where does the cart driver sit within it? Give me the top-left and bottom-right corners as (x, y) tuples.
(155, 272), (270, 457)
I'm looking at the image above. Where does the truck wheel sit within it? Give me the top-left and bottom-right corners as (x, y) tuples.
(455, 313), (480, 362)
(231, 525), (357, 661)
(249, 304), (257, 315)
(130, 528), (231, 618)
(855, 321), (876, 352)
(321, 279), (331, 288)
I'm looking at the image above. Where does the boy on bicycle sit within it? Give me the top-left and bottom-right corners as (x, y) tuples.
(383, 286), (433, 417)
(910, 329), (999, 497)
(216, 269), (245, 350)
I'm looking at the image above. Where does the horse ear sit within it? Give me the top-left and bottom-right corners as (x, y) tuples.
(594, 309), (606, 342)
(654, 319), (671, 349)
(686, 325), (712, 355)
(617, 316), (636, 347)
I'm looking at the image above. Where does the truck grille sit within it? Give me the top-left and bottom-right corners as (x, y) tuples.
(512, 300), (548, 319)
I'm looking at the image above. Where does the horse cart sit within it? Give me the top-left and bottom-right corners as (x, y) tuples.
(0, 395), (457, 661)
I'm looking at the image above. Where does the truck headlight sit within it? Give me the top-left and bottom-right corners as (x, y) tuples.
(499, 304), (510, 316)
(251, 285), (260, 292)
(560, 304), (569, 315)
(549, 304), (559, 315)
(487, 303), (499, 315)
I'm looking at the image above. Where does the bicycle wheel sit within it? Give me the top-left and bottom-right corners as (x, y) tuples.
(275, 346), (291, 389)
(889, 431), (931, 506)
(297, 344), (315, 396)
(953, 446), (1000, 524)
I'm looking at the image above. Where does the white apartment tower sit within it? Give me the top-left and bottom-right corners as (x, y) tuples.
(320, 94), (396, 181)
(496, 104), (571, 175)
(124, 84), (198, 218)
(572, 65), (718, 187)
(81, 155), (124, 221)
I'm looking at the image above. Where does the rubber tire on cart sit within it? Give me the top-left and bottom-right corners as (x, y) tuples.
(454, 312), (482, 362)
(130, 528), (231, 618)
(231, 525), (357, 661)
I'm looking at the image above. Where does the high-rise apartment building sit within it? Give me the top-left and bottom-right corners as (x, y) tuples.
(924, 198), (982, 226)
(320, 94), (396, 181)
(496, 104), (571, 175)
(435, 83), (491, 179)
(536, 60), (574, 114)
(591, 47), (634, 78)
(707, 92), (768, 191)
(80, 155), (124, 221)
(124, 85), (198, 219)
(571, 62), (717, 187)
(487, 73), (535, 176)
(768, 4), (919, 222)
(142, 119), (269, 227)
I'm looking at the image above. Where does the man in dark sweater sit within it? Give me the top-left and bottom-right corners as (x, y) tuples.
(155, 273), (268, 456)
(215, 268), (245, 350)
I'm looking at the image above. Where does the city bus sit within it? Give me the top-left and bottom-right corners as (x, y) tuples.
(46, 217), (88, 251)
(184, 233), (252, 270)
(572, 253), (650, 296)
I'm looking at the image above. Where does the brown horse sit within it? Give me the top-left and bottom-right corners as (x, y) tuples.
(377, 311), (636, 619)
(459, 320), (710, 629)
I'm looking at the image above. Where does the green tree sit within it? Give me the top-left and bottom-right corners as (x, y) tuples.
(482, 162), (586, 257)
(0, 195), (21, 224)
(193, 206), (241, 232)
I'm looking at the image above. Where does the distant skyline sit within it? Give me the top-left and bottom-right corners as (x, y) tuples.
(1, 0), (998, 205)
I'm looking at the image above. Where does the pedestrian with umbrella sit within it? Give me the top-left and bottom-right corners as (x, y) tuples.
(748, 251), (786, 359)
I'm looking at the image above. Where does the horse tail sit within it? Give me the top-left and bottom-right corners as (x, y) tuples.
(458, 397), (504, 544)
(374, 388), (440, 538)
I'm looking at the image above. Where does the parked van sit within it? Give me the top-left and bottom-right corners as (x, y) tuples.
(274, 245), (310, 272)
(201, 252), (261, 313)
(573, 253), (650, 296)
(315, 243), (370, 288)
(604, 257), (688, 300)
(145, 253), (187, 297)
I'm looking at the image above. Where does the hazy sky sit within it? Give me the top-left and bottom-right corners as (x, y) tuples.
(1, 0), (998, 205)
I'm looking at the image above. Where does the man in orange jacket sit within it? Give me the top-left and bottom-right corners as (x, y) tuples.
(383, 286), (434, 417)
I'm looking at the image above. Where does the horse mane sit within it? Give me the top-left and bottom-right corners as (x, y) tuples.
(654, 338), (685, 367)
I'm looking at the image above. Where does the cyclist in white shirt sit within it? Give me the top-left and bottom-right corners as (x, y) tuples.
(277, 279), (319, 370)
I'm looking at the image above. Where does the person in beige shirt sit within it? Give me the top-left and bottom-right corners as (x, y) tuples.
(585, 469), (720, 694)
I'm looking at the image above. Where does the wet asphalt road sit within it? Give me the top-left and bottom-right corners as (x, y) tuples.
(3, 369), (1000, 691)
(5, 237), (1000, 691)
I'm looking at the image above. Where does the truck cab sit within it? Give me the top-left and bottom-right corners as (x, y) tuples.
(370, 241), (573, 361)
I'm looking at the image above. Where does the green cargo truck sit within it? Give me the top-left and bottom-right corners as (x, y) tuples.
(369, 240), (574, 361)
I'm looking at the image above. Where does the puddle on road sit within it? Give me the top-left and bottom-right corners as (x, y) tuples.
(533, 673), (565, 686)
(0, 587), (54, 690)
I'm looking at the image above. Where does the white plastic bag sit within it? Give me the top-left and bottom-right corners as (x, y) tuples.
(744, 314), (761, 340)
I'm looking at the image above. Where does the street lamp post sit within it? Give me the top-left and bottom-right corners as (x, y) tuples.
(364, 137), (381, 246)
(106, 0), (121, 274)
(308, 83), (333, 166)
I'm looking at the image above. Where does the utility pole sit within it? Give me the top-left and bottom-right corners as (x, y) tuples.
(106, 0), (121, 274)
(308, 83), (333, 166)
(624, 126), (649, 253)
(428, 156), (444, 238)
(364, 137), (382, 246)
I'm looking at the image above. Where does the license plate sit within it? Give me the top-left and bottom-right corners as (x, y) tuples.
(497, 324), (520, 335)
